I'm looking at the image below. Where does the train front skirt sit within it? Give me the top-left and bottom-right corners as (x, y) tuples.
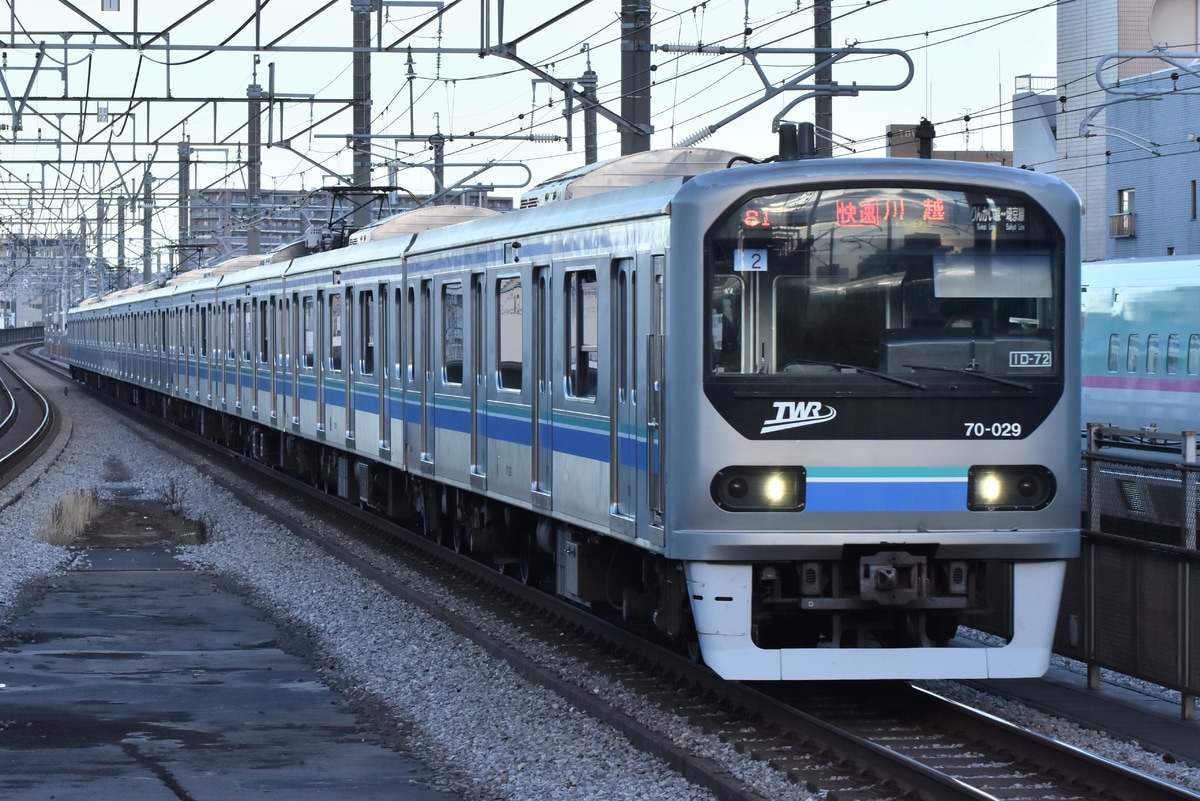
(685, 560), (1067, 681)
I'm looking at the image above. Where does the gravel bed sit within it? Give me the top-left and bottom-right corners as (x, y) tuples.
(3, 373), (1198, 799)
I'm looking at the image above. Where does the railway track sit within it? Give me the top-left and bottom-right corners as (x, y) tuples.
(27, 348), (1200, 801)
(0, 343), (57, 487)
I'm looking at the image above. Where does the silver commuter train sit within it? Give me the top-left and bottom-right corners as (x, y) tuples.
(67, 145), (1081, 680)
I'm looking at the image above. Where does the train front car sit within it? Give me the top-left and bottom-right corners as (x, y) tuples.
(667, 159), (1081, 680)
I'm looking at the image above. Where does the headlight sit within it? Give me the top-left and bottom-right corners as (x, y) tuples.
(712, 466), (805, 511)
(967, 465), (1055, 511)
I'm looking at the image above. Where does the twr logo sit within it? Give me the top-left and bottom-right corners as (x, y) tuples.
(760, 401), (838, 434)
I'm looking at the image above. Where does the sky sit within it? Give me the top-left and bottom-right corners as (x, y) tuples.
(0, 0), (1060, 261)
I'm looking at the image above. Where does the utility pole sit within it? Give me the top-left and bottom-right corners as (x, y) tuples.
(178, 140), (192, 273)
(247, 78), (263, 255)
(95, 199), (105, 293)
(620, 2), (652, 154)
(351, 0), (374, 229)
(117, 195), (126, 288)
(142, 168), (153, 282)
(581, 63), (599, 164)
(814, 0), (832, 157)
(429, 131), (445, 205)
(79, 218), (89, 299)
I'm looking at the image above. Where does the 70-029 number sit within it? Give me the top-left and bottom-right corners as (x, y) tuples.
(964, 422), (1022, 438)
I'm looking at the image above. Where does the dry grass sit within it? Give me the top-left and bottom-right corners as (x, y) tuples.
(36, 489), (104, 546)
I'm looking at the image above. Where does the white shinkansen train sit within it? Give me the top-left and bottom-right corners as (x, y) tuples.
(67, 140), (1081, 680)
(1080, 256), (1200, 533)
(1082, 256), (1200, 438)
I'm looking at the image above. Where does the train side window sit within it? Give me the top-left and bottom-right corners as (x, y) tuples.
(328, 292), (343, 372)
(712, 275), (744, 373)
(1189, 334), (1200, 375)
(442, 282), (464, 385)
(406, 286), (416, 380)
(1146, 334), (1159, 373)
(497, 276), (522, 390)
(394, 287), (403, 378)
(1107, 333), (1119, 372)
(359, 289), (375, 376)
(303, 297), (315, 368)
(200, 306), (209, 357)
(565, 269), (598, 400)
(225, 303), (235, 359)
(258, 300), (269, 363)
(243, 301), (253, 362)
(1166, 334), (1180, 374)
(1118, 330), (1137, 371)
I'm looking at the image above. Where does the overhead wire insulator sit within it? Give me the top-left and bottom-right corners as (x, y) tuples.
(670, 42), (723, 56)
(676, 126), (717, 148)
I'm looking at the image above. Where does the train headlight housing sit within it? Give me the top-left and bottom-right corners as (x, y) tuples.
(967, 465), (1055, 511)
(712, 467), (805, 511)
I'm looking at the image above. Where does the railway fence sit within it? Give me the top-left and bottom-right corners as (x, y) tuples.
(0, 325), (44, 345)
(1057, 426), (1200, 720)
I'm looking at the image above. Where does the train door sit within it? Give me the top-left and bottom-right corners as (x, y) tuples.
(373, 283), (389, 454)
(188, 307), (196, 399)
(256, 298), (268, 417)
(647, 256), (665, 535)
(204, 304), (214, 403)
(420, 279), (434, 464)
(276, 295), (288, 424)
(470, 273), (486, 483)
(268, 296), (279, 421)
(316, 289), (326, 435)
(225, 301), (235, 408)
(217, 302), (226, 406)
(169, 309), (179, 392)
(387, 285), (404, 462)
(403, 285), (417, 468)
(241, 299), (253, 412)
(611, 259), (636, 528)
(532, 265), (552, 506)
(160, 310), (168, 389)
(294, 293), (308, 429)
(342, 286), (355, 445)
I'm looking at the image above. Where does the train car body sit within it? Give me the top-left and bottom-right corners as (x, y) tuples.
(67, 151), (1081, 681)
(1081, 256), (1200, 436)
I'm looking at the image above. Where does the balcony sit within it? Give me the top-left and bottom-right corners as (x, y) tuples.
(1109, 212), (1135, 238)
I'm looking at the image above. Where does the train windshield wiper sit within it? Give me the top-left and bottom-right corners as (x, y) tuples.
(785, 359), (926, 390)
(902, 363), (1032, 391)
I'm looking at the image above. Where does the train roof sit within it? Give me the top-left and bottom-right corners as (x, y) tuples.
(1082, 255), (1200, 289)
(348, 204), (501, 244)
(517, 147), (748, 208)
(405, 175), (692, 258)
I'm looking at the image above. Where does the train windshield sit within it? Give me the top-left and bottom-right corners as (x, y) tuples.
(705, 185), (1063, 384)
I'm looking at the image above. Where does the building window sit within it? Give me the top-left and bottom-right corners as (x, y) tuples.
(1110, 188), (1135, 237)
